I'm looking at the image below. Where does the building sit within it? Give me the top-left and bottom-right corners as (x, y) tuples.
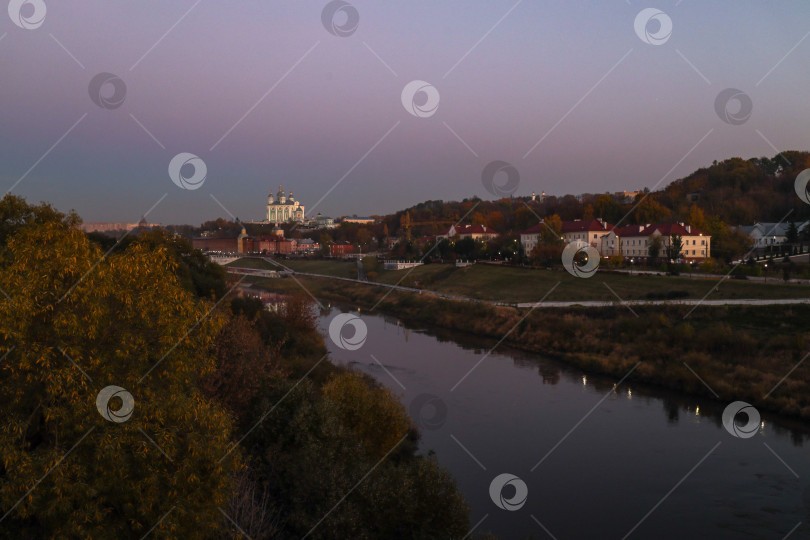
(342, 216), (376, 225)
(530, 191), (546, 202)
(600, 225), (644, 257)
(192, 236), (238, 253)
(297, 238), (320, 254)
(603, 222), (711, 261)
(79, 218), (160, 234)
(613, 190), (642, 204)
(383, 261), (423, 270)
(519, 219), (612, 254)
(739, 221), (809, 249)
(518, 222), (547, 254)
(312, 213), (336, 228)
(266, 186), (305, 223)
(436, 224), (499, 241)
(561, 219), (612, 246)
(520, 220), (711, 262)
(330, 241), (355, 257)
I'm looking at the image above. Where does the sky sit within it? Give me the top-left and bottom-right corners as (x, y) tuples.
(1, 0), (809, 224)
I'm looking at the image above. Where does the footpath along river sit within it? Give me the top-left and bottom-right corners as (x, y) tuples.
(319, 306), (810, 539)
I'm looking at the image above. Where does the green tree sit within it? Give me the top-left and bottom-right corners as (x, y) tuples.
(666, 234), (684, 260)
(319, 233), (333, 256)
(594, 194), (623, 223)
(786, 221), (799, 246)
(648, 235), (663, 261)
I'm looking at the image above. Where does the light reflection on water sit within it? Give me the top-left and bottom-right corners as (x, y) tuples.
(319, 307), (810, 539)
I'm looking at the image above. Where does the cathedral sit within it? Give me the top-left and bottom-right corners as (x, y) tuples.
(266, 186), (305, 223)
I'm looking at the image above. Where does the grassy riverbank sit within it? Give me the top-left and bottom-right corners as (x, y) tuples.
(262, 258), (810, 303)
(252, 273), (810, 423)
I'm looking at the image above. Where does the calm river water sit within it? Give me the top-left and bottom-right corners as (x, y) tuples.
(318, 306), (810, 539)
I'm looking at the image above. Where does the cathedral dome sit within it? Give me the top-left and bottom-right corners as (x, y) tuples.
(266, 185), (305, 223)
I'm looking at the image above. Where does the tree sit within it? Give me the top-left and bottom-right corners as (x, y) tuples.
(786, 221), (799, 246)
(399, 212), (412, 240)
(687, 204), (709, 232)
(634, 197), (671, 224)
(593, 194), (623, 223)
(0, 195), (79, 263)
(242, 379), (469, 539)
(485, 210), (505, 231)
(513, 206), (535, 231)
(666, 234), (684, 261)
(541, 214), (563, 244)
(0, 222), (238, 537)
(319, 233), (333, 256)
(648, 234), (663, 261)
(126, 229), (227, 299)
(200, 314), (279, 418)
(322, 372), (410, 459)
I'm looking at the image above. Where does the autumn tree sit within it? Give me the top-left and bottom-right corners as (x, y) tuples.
(687, 204), (709, 232)
(634, 197), (672, 224)
(322, 372), (410, 459)
(541, 214), (564, 243)
(0, 220), (238, 538)
(200, 314), (279, 418)
(514, 206), (535, 231)
(593, 194), (623, 223)
(485, 210), (505, 231)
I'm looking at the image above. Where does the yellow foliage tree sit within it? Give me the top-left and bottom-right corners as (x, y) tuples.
(0, 222), (238, 537)
(322, 372), (410, 459)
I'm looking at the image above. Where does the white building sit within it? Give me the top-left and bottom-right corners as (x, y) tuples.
(602, 223), (710, 261)
(738, 221), (809, 248)
(436, 224), (499, 241)
(267, 186), (304, 223)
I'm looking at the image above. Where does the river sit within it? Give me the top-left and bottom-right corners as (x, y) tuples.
(318, 306), (810, 539)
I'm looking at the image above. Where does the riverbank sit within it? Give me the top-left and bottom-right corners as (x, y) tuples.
(247, 258), (810, 303)
(251, 273), (810, 423)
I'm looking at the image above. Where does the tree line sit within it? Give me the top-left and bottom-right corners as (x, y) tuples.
(0, 195), (469, 539)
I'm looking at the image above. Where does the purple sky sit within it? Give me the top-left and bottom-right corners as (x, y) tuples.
(1, 0), (809, 224)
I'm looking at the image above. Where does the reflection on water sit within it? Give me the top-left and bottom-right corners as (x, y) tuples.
(320, 306), (810, 539)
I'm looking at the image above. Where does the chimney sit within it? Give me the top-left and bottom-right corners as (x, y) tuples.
(686, 225), (691, 233)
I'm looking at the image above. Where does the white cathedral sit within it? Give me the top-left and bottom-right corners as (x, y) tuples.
(266, 186), (305, 223)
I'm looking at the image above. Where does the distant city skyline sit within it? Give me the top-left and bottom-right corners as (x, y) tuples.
(2, 1), (809, 224)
